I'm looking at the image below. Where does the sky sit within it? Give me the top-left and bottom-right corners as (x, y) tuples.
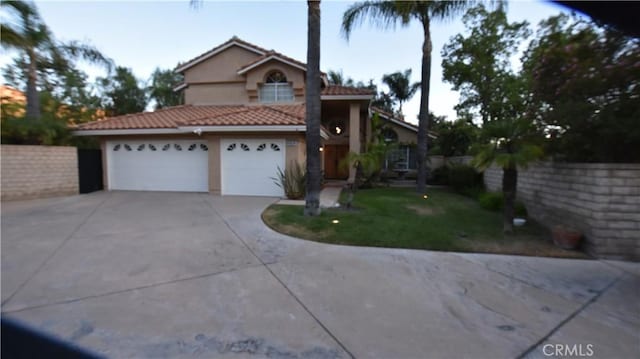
(0, 0), (572, 124)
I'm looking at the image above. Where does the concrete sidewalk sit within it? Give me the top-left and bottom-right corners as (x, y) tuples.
(277, 184), (343, 208)
(2, 192), (638, 358)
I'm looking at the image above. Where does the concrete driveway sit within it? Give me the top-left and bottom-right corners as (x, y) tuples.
(1, 191), (638, 358)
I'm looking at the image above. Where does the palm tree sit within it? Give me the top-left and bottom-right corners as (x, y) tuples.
(472, 74), (543, 233)
(342, 0), (481, 193)
(381, 68), (420, 115)
(327, 69), (351, 86)
(1, 0), (111, 120)
(304, 0), (322, 216)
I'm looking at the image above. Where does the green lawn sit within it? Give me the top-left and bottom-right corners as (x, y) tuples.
(262, 187), (587, 258)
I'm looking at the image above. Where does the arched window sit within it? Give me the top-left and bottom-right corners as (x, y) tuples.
(260, 70), (294, 103)
(382, 128), (398, 143)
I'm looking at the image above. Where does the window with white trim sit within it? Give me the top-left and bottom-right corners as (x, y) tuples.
(260, 71), (294, 103)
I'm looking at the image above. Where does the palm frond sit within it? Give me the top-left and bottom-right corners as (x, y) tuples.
(341, 1), (403, 39)
(58, 41), (114, 71)
(0, 24), (25, 49)
(1, 0), (38, 16)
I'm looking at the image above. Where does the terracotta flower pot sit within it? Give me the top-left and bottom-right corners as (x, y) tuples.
(552, 225), (583, 250)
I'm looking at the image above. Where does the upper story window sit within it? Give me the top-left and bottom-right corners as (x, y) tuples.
(260, 71), (294, 103)
(382, 128), (398, 143)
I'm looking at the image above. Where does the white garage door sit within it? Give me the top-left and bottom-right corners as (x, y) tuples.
(107, 140), (208, 192)
(221, 139), (285, 197)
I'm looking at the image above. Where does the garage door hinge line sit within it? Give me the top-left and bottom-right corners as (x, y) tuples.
(199, 195), (355, 359)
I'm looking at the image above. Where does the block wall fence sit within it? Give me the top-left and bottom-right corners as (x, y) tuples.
(484, 162), (640, 261)
(1, 145), (79, 201)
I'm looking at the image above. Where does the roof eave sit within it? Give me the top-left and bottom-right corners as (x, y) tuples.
(179, 125), (306, 132)
(173, 83), (188, 92)
(320, 95), (374, 101)
(73, 128), (190, 136)
(237, 56), (307, 75)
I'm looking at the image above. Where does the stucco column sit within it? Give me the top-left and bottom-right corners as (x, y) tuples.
(349, 102), (360, 183)
(208, 136), (221, 195)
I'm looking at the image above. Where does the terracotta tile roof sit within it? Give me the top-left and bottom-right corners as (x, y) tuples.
(186, 105), (305, 126)
(321, 85), (375, 97)
(75, 104), (306, 131)
(371, 106), (438, 138)
(176, 37), (270, 72)
(371, 106), (406, 121)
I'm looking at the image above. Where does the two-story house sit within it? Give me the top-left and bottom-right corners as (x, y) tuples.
(75, 37), (422, 197)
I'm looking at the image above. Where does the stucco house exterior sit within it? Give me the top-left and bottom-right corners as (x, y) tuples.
(75, 37), (424, 196)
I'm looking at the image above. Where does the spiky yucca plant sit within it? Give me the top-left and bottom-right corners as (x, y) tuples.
(272, 161), (307, 200)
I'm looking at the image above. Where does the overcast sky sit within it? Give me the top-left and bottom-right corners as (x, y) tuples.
(0, 0), (573, 123)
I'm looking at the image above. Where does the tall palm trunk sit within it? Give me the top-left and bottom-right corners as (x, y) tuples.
(304, 0), (322, 216)
(502, 165), (517, 233)
(416, 16), (432, 193)
(26, 49), (40, 119)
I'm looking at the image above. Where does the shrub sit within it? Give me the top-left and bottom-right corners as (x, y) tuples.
(478, 192), (503, 211)
(428, 166), (449, 185)
(1, 116), (71, 145)
(478, 191), (528, 217)
(272, 161), (306, 199)
(448, 164), (483, 193)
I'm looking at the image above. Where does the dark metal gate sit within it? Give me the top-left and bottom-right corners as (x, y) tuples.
(77, 149), (103, 194)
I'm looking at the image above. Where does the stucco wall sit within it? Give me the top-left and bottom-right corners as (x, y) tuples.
(484, 162), (640, 260)
(185, 83), (248, 105)
(183, 46), (259, 83)
(1, 145), (79, 200)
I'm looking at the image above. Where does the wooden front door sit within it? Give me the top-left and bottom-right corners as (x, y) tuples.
(324, 145), (349, 179)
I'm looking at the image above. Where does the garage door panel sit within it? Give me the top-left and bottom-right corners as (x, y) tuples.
(221, 139), (285, 197)
(107, 140), (208, 192)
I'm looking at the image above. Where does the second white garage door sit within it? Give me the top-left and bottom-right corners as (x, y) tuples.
(221, 139), (285, 197)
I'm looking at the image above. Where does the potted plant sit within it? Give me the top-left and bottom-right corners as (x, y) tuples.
(552, 225), (583, 250)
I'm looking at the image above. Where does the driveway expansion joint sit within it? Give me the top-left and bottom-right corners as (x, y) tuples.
(515, 275), (622, 359)
(1, 193), (112, 308)
(199, 195), (356, 359)
(1, 263), (266, 314)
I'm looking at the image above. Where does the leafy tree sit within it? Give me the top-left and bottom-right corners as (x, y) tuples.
(304, 0), (322, 216)
(342, 0), (484, 194)
(443, 5), (542, 233)
(148, 67), (184, 109)
(523, 14), (640, 162)
(0, 0), (111, 120)
(99, 67), (148, 116)
(381, 69), (420, 115)
(430, 118), (478, 156)
(370, 91), (395, 114)
(1, 113), (70, 145)
(442, 4), (530, 125)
